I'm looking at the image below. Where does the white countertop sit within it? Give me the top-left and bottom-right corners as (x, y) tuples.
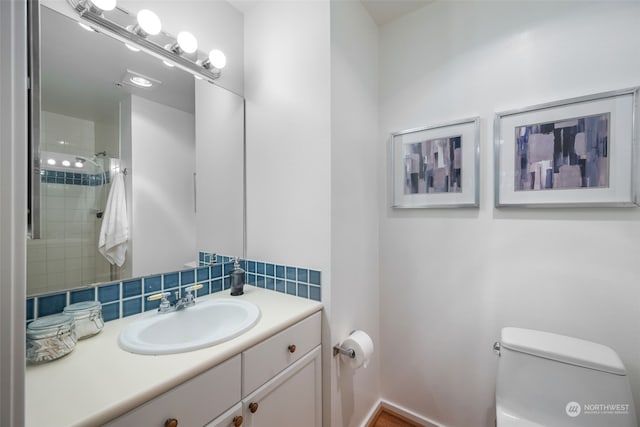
(25, 287), (323, 427)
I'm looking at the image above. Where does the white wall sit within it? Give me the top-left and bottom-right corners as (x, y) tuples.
(243, 1), (333, 424)
(0, 0), (27, 424)
(330, 1), (380, 426)
(379, 2), (640, 426)
(244, 0), (331, 271)
(195, 80), (245, 258)
(244, 3), (381, 426)
(119, 97), (134, 279)
(41, 111), (95, 156)
(129, 95), (196, 276)
(95, 119), (119, 159)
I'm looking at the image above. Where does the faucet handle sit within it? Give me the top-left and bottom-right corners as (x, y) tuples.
(185, 284), (203, 294)
(147, 292), (170, 302)
(183, 284), (203, 303)
(147, 292), (172, 313)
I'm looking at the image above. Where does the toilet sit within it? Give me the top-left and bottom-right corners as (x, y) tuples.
(494, 327), (637, 426)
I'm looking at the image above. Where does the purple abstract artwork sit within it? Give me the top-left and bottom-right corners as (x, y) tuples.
(404, 136), (462, 194)
(514, 113), (609, 191)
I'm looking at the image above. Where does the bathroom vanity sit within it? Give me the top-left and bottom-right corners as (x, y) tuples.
(25, 287), (322, 427)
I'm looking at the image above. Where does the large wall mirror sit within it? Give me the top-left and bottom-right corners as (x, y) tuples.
(27, 2), (245, 297)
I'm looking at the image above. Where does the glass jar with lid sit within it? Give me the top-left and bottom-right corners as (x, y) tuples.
(26, 313), (77, 363)
(63, 301), (104, 339)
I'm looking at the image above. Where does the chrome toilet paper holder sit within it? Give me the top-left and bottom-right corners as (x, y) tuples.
(333, 343), (355, 358)
(333, 330), (357, 358)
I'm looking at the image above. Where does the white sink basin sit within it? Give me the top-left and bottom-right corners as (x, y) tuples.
(118, 298), (261, 355)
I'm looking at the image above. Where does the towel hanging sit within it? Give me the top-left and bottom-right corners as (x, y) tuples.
(98, 171), (129, 267)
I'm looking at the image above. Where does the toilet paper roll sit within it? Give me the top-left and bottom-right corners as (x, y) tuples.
(342, 330), (374, 369)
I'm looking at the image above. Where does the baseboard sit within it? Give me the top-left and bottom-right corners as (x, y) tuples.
(362, 399), (448, 427)
(362, 400), (384, 427)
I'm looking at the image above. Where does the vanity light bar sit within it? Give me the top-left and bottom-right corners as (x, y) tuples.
(66, 0), (223, 82)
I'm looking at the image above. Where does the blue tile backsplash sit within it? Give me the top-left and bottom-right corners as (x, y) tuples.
(70, 288), (95, 304)
(37, 293), (67, 317)
(144, 275), (162, 294)
(123, 298), (142, 318)
(180, 270), (195, 286)
(98, 283), (119, 303)
(198, 251), (235, 266)
(102, 302), (120, 322)
(122, 279), (142, 298)
(26, 256), (322, 323)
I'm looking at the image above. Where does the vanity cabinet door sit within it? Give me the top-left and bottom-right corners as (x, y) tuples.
(242, 311), (321, 396)
(105, 355), (241, 427)
(242, 346), (321, 427)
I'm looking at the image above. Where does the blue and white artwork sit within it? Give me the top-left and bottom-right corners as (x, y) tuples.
(514, 113), (609, 191)
(403, 136), (462, 194)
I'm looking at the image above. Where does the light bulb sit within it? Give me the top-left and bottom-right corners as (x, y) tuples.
(88, 0), (116, 12)
(136, 9), (161, 36)
(207, 49), (226, 69)
(177, 31), (198, 54)
(62, 160), (71, 167)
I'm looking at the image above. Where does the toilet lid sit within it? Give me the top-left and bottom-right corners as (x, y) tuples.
(501, 327), (626, 375)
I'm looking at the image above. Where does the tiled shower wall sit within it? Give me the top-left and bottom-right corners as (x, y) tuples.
(27, 111), (112, 295)
(27, 257), (322, 323)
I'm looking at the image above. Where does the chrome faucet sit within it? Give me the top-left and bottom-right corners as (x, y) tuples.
(147, 284), (203, 314)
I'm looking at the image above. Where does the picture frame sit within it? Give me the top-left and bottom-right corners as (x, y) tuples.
(391, 117), (480, 208)
(494, 88), (639, 208)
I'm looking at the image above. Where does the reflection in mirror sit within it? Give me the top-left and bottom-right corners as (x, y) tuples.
(27, 4), (244, 296)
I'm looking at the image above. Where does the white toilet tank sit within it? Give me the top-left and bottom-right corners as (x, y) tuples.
(495, 327), (637, 427)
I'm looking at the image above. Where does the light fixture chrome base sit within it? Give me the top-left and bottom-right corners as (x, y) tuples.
(67, 0), (222, 83)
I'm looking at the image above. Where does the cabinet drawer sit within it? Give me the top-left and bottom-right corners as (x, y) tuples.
(106, 355), (241, 427)
(242, 311), (321, 396)
(205, 402), (243, 427)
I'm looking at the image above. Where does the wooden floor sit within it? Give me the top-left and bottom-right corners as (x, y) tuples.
(370, 409), (422, 427)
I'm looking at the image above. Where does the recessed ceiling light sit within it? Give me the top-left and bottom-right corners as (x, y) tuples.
(130, 76), (153, 88)
(61, 160), (71, 167)
(75, 161), (84, 168)
(58, 140), (66, 145)
(120, 69), (161, 90)
(47, 158), (56, 166)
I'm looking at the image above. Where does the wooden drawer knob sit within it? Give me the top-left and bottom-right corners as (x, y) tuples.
(288, 344), (296, 353)
(249, 402), (259, 413)
(233, 415), (244, 426)
(164, 418), (178, 427)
